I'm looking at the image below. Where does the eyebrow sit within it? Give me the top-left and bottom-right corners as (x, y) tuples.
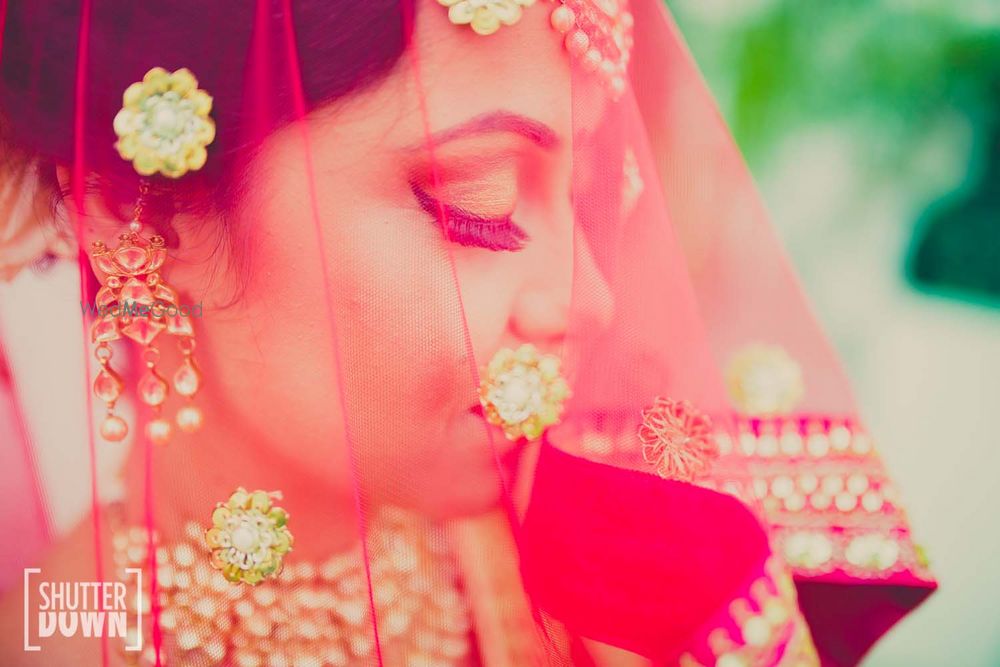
(422, 110), (559, 150)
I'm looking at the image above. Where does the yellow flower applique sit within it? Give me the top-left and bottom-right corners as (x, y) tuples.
(204, 488), (293, 586)
(113, 67), (216, 178)
(439, 0), (537, 36)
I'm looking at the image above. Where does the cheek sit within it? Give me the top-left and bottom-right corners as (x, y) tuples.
(227, 195), (483, 488)
(333, 216), (474, 413)
(330, 226), (526, 513)
(452, 253), (521, 363)
(180, 128), (522, 511)
(195, 289), (351, 481)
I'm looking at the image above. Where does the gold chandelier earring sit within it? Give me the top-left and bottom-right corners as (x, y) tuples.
(90, 67), (216, 445)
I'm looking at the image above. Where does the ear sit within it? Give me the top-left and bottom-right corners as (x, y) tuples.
(54, 164), (136, 249)
(53, 165), (227, 303)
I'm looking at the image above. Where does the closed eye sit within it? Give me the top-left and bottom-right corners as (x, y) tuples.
(410, 181), (529, 252)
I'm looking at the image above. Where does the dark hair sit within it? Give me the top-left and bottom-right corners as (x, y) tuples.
(0, 0), (414, 229)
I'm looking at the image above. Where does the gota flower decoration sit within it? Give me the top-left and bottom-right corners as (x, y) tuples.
(638, 397), (719, 482)
(113, 67), (216, 178)
(479, 343), (570, 441)
(725, 343), (805, 416)
(439, 0), (537, 36)
(205, 488), (293, 586)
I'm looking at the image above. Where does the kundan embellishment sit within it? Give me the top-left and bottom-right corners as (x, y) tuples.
(205, 488), (293, 586)
(725, 343), (805, 416)
(113, 67), (216, 178)
(638, 397), (719, 482)
(479, 344), (569, 441)
(91, 185), (204, 445)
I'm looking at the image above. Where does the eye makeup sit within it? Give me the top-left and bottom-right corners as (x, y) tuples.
(410, 181), (529, 252)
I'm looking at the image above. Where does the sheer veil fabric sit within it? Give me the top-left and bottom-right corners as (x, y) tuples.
(0, 1), (934, 665)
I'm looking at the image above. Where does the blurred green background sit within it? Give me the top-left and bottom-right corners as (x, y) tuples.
(664, 0), (1000, 665)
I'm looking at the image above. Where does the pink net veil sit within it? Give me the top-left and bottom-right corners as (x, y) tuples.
(0, 1), (935, 666)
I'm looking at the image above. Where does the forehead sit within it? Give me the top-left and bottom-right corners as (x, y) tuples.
(314, 1), (572, 153)
(412, 0), (572, 127)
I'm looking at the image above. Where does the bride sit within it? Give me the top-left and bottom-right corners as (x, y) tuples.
(0, 0), (934, 665)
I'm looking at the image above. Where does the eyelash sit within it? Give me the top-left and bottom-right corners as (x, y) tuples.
(410, 182), (529, 252)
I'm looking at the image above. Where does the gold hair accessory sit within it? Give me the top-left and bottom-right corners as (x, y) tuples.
(479, 343), (569, 441)
(638, 397), (718, 482)
(439, 0), (537, 35)
(92, 67), (212, 444)
(204, 488), (293, 586)
(725, 344), (805, 416)
(113, 67), (216, 179)
(440, 0), (634, 98)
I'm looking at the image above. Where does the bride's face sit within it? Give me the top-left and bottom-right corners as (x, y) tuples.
(170, 1), (610, 516)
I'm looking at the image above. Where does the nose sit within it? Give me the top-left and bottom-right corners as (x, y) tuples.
(508, 232), (615, 347)
(509, 287), (569, 345)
